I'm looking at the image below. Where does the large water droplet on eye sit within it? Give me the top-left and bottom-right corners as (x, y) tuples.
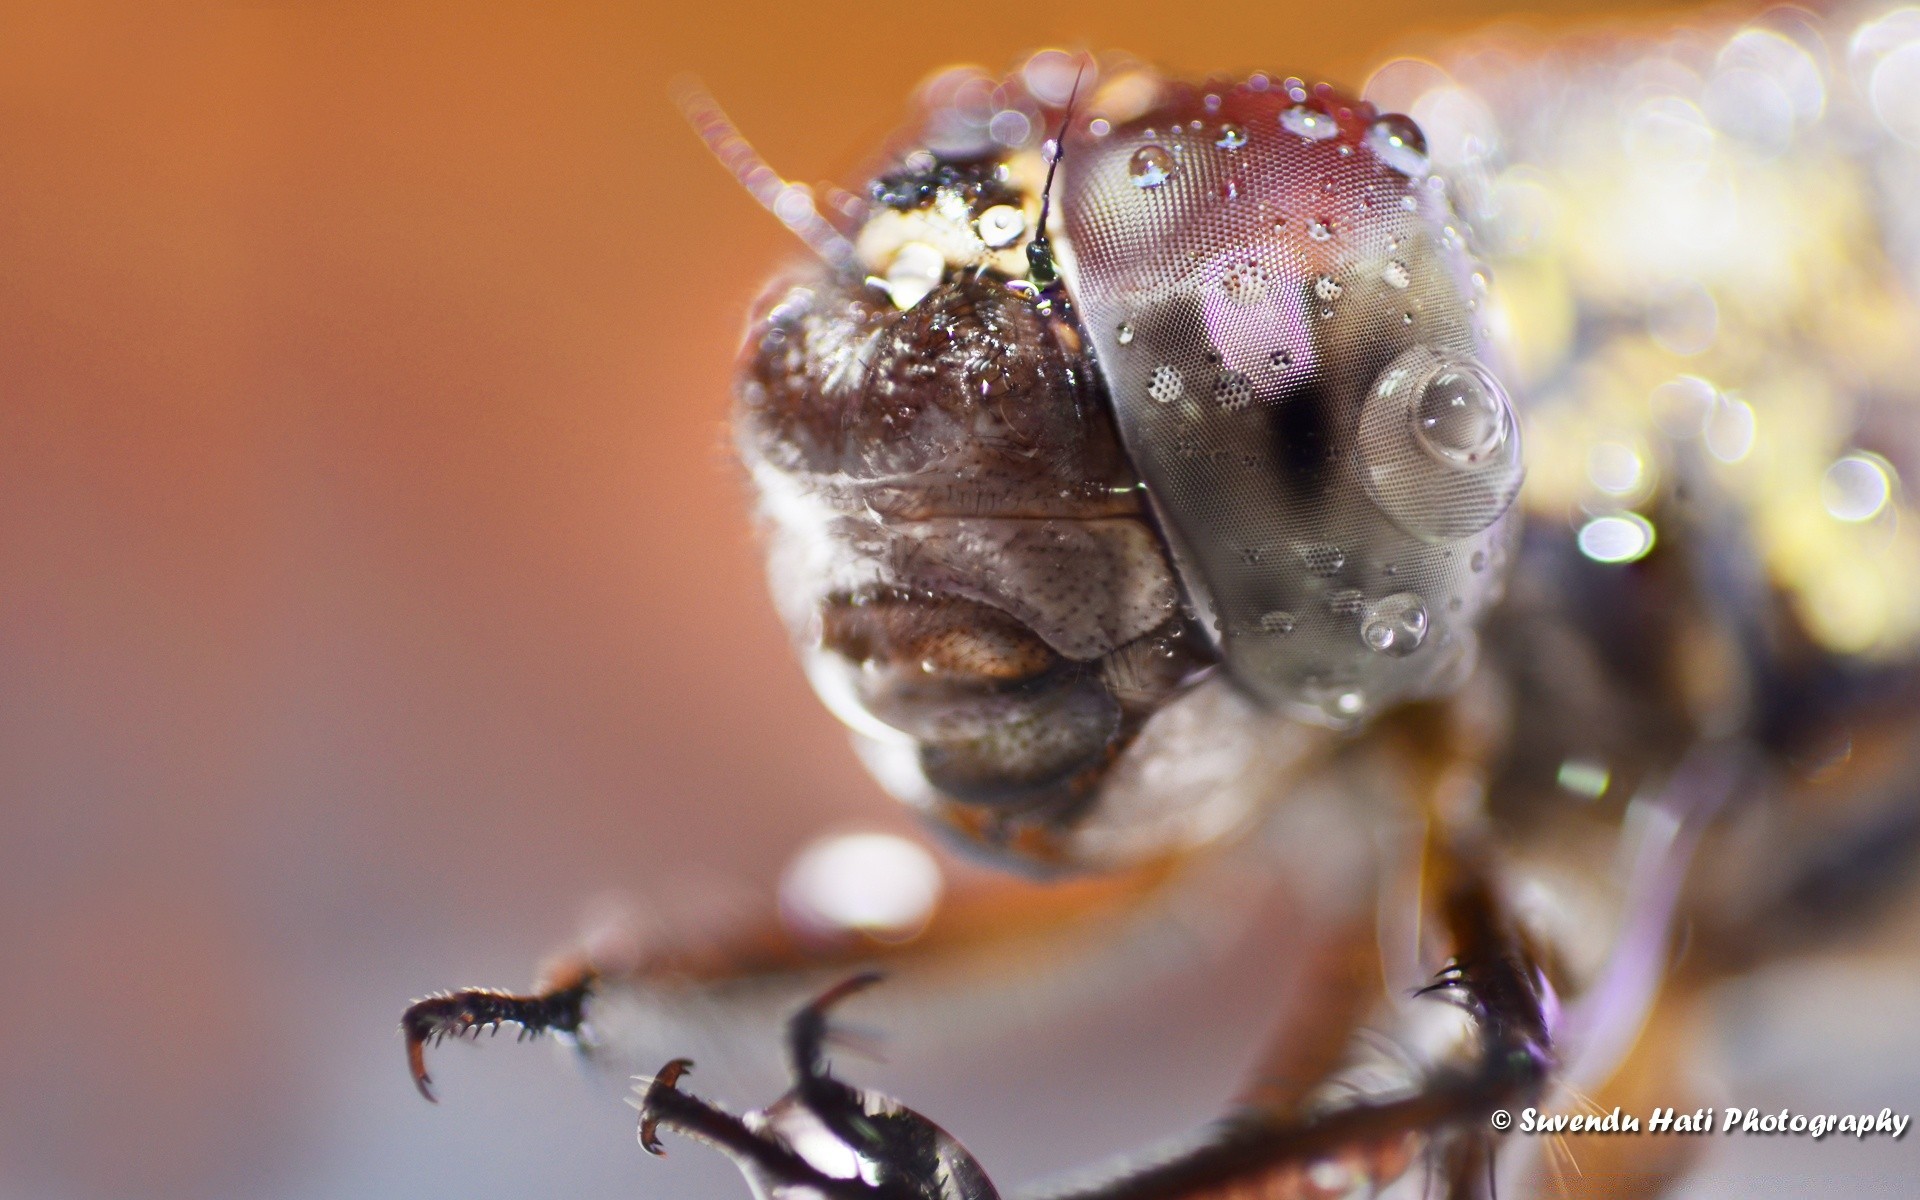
(1414, 365), (1510, 466)
(1215, 123), (1247, 150)
(1149, 364), (1183, 403)
(1366, 113), (1429, 177)
(1129, 144), (1173, 188)
(1360, 592), (1429, 656)
(1281, 105), (1339, 141)
(1358, 347), (1523, 542)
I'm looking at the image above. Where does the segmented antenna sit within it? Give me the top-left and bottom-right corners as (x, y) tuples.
(674, 79), (857, 269)
(1026, 58), (1088, 288)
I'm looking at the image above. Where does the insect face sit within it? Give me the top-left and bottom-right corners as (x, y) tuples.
(733, 61), (1523, 865)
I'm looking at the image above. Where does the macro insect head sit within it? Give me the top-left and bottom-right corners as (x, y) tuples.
(404, 21), (1920, 1200)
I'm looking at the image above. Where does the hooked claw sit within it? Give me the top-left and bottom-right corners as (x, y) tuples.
(637, 1058), (695, 1156)
(400, 977), (593, 1102)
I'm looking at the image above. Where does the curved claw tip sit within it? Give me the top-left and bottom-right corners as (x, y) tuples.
(638, 1058), (695, 1156)
(812, 970), (886, 1013)
(407, 1035), (438, 1103)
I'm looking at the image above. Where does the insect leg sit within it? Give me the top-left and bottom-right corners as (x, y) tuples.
(1025, 845), (1552, 1200)
(401, 857), (1187, 1099)
(401, 966), (594, 1102)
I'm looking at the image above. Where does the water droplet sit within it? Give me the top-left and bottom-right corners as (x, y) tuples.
(1334, 691), (1365, 716)
(1268, 348), (1293, 369)
(1578, 513), (1656, 563)
(1587, 442), (1645, 495)
(1366, 113), (1430, 177)
(1382, 260), (1411, 289)
(1413, 363), (1511, 466)
(1305, 1159), (1351, 1190)
(1822, 453), (1894, 522)
(1328, 588), (1365, 617)
(1258, 611), (1296, 636)
(780, 832), (942, 939)
(1470, 550), (1487, 572)
(1704, 396), (1756, 463)
(1650, 375), (1717, 438)
(1302, 544), (1346, 576)
(975, 204), (1025, 248)
(884, 241), (946, 310)
(1215, 369), (1254, 409)
(1215, 123), (1247, 150)
(1360, 592), (1429, 656)
(988, 109), (1033, 147)
(1280, 105), (1339, 141)
(1307, 219), (1333, 241)
(1314, 274), (1343, 302)
(1148, 364), (1183, 403)
(1116, 322), (1135, 345)
(1239, 546), (1265, 565)
(1129, 144), (1173, 188)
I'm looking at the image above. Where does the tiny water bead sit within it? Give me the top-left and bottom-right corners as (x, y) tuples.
(1314, 274), (1343, 302)
(1308, 219), (1333, 241)
(1328, 588), (1365, 617)
(1215, 370), (1254, 409)
(1149, 364), (1183, 403)
(1281, 105), (1340, 141)
(1116, 322), (1135, 345)
(1414, 364), (1511, 466)
(975, 204), (1025, 248)
(1258, 611), (1296, 636)
(1129, 144), (1173, 188)
(1302, 543), (1347, 576)
(1361, 593), (1429, 656)
(1215, 123), (1248, 150)
(1382, 260), (1411, 289)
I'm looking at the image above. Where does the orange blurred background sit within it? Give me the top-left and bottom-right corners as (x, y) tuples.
(0, 2), (1779, 1199)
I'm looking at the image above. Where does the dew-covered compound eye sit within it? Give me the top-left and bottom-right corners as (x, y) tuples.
(717, 57), (1524, 864)
(1060, 79), (1520, 726)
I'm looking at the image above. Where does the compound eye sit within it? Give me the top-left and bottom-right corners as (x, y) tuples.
(1358, 346), (1523, 542)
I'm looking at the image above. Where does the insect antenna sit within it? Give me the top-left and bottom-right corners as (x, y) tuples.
(1026, 58), (1087, 289)
(675, 78), (858, 269)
